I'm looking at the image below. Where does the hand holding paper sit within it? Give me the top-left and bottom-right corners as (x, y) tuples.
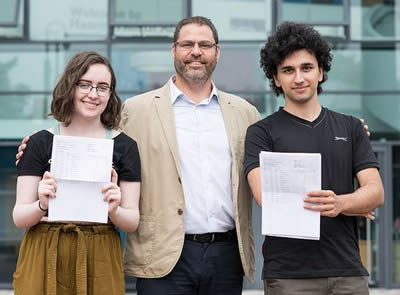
(304, 189), (344, 218)
(37, 171), (57, 210)
(102, 168), (121, 216)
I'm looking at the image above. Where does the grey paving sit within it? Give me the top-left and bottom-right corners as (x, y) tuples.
(0, 288), (398, 294)
(237, 290), (399, 295)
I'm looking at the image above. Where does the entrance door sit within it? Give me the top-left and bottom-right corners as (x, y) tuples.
(0, 144), (23, 287)
(358, 144), (387, 286)
(365, 142), (398, 288)
(391, 144), (400, 288)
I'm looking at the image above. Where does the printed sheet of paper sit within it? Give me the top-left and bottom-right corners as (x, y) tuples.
(260, 151), (321, 240)
(48, 135), (113, 223)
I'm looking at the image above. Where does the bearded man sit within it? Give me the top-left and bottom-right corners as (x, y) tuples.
(120, 16), (260, 294)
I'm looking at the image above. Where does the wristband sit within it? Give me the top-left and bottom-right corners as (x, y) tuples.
(38, 201), (48, 212)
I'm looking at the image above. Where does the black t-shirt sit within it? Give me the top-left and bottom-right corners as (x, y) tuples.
(244, 107), (379, 279)
(17, 130), (141, 182)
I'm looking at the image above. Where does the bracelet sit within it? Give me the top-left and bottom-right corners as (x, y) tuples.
(38, 201), (48, 212)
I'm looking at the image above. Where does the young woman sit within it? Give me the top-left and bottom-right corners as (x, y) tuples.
(13, 51), (140, 295)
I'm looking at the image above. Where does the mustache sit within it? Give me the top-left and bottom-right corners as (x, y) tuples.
(184, 58), (206, 64)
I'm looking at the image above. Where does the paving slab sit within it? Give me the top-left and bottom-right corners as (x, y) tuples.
(0, 288), (398, 294)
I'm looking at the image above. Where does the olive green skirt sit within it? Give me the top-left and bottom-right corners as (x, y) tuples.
(13, 222), (125, 295)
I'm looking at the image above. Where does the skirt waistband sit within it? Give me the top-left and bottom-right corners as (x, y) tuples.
(32, 222), (115, 234)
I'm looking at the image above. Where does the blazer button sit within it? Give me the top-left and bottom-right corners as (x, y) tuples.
(177, 209), (183, 215)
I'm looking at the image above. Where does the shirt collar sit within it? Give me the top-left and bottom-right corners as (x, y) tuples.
(169, 76), (219, 105)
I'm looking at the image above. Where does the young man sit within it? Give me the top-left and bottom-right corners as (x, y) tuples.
(120, 16), (260, 294)
(244, 22), (384, 295)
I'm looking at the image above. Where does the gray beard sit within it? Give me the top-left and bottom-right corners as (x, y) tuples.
(174, 60), (216, 84)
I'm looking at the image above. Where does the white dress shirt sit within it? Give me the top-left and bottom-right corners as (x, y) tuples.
(169, 77), (234, 234)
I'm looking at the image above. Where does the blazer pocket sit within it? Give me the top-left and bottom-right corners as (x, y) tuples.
(125, 215), (155, 266)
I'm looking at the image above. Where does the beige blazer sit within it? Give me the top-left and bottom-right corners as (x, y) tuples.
(120, 82), (261, 281)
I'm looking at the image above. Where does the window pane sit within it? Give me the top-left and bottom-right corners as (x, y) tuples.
(0, 44), (106, 139)
(29, 0), (107, 41)
(192, 0), (272, 40)
(326, 45), (400, 92)
(314, 25), (345, 39)
(282, 0), (345, 23)
(0, 94), (56, 139)
(234, 92), (274, 117)
(319, 93), (400, 140)
(112, 43), (174, 94)
(0, 94), (50, 120)
(351, 0), (400, 40)
(213, 44), (268, 92)
(0, 44), (107, 92)
(0, 47), (60, 92)
(0, 0), (19, 25)
(322, 51), (400, 137)
(0, 0), (23, 38)
(114, 0), (185, 24)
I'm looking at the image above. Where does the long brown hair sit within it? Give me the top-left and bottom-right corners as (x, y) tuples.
(50, 51), (121, 129)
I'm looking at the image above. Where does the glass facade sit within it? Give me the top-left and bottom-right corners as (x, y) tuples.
(0, 0), (399, 290)
(394, 146), (400, 284)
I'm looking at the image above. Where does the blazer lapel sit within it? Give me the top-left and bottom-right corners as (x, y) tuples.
(218, 91), (239, 165)
(155, 84), (182, 177)
(218, 91), (240, 210)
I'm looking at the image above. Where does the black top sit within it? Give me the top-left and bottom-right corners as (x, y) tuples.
(17, 130), (141, 182)
(244, 107), (379, 279)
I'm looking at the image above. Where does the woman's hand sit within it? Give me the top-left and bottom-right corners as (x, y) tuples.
(38, 171), (57, 210)
(102, 168), (121, 217)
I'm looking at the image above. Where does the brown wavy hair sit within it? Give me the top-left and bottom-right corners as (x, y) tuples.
(50, 51), (121, 129)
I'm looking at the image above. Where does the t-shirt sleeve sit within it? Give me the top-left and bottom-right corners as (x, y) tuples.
(117, 135), (141, 182)
(351, 117), (379, 174)
(244, 122), (272, 177)
(17, 131), (51, 177)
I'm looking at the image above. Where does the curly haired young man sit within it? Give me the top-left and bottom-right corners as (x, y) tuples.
(244, 22), (384, 295)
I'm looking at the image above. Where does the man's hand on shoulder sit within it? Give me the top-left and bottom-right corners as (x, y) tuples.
(15, 135), (31, 166)
(360, 118), (370, 137)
